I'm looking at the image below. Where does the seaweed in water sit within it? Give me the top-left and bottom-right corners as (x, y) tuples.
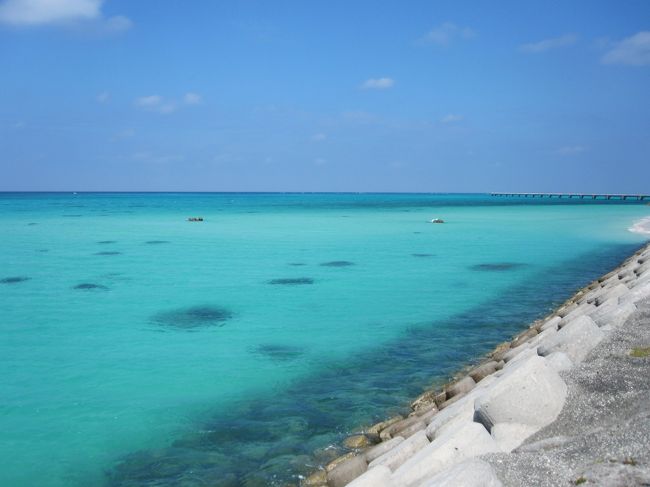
(27, 222), (38, 226)
(288, 262), (306, 266)
(145, 240), (170, 245)
(254, 344), (305, 362)
(470, 263), (526, 271)
(94, 251), (122, 256)
(151, 306), (233, 330)
(268, 278), (314, 285)
(320, 261), (354, 267)
(412, 253), (435, 257)
(97, 240), (117, 244)
(73, 283), (108, 290)
(1, 276), (30, 284)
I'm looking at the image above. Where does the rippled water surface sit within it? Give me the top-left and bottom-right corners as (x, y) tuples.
(0, 193), (648, 486)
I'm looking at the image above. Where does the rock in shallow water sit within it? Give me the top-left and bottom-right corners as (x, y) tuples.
(470, 263), (526, 271)
(254, 344), (305, 362)
(73, 283), (108, 290)
(268, 277), (314, 285)
(151, 305), (233, 329)
(320, 261), (354, 267)
(1, 276), (30, 284)
(94, 251), (122, 256)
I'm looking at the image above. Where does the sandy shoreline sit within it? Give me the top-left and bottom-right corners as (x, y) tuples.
(302, 237), (650, 487)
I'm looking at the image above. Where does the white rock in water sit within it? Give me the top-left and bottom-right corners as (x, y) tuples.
(418, 459), (503, 487)
(392, 422), (499, 487)
(345, 465), (394, 487)
(537, 315), (604, 363)
(369, 431), (430, 471)
(474, 355), (567, 434)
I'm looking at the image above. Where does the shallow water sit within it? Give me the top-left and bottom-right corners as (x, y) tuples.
(0, 193), (648, 487)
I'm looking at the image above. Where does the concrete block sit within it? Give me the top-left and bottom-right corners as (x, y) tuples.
(392, 422), (499, 487)
(540, 316), (561, 331)
(326, 455), (367, 487)
(468, 361), (498, 383)
(345, 465), (394, 487)
(364, 437), (404, 464)
(491, 422), (540, 452)
(537, 315), (604, 363)
(419, 459), (503, 487)
(446, 376), (476, 398)
(545, 351), (573, 373)
(368, 431), (429, 472)
(474, 355), (567, 432)
(594, 283), (629, 306)
(620, 281), (650, 305)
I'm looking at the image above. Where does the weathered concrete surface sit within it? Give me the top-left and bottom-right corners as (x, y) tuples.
(483, 298), (650, 486)
(420, 459), (503, 487)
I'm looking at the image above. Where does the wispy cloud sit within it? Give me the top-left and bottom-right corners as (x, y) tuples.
(96, 91), (109, 103)
(602, 31), (650, 66)
(0, 0), (132, 32)
(361, 77), (395, 90)
(555, 145), (586, 156)
(441, 114), (463, 123)
(183, 92), (202, 105)
(313, 157), (327, 166)
(519, 34), (577, 53)
(131, 151), (183, 164)
(135, 95), (176, 114)
(420, 22), (475, 46)
(310, 133), (327, 142)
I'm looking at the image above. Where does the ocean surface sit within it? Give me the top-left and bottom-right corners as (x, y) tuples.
(1, 193), (648, 487)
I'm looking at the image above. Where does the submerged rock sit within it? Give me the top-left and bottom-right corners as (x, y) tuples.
(145, 240), (170, 245)
(320, 261), (354, 267)
(288, 262), (307, 266)
(97, 240), (117, 244)
(412, 253), (434, 258)
(94, 251), (122, 256)
(151, 305), (233, 329)
(254, 344), (305, 362)
(73, 283), (108, 290)
(1, 276), (30, 284)
(470, 263), (526, 271)
(268, 278), (314, 285)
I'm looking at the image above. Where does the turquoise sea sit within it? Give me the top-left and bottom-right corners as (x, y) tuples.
(1, 193), (648, 487)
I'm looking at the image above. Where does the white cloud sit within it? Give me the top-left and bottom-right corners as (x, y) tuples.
(314, 157), (327, 166)
(0, 0), (132, 32)
(310, 133), (327, 142)
(131, 151), (183, 164)
(441, 114), (463, 123)
(602, 31), (650, 66)
(96, 91), (109, 103)
(135, 95), (176, 114)
(0, 0), (100, 25)
(519, 34), (577, 53)
(555, 145), (586, 156)
(183, 92), (202, 105)
(421, 22), (475, 46)
(361, 77), (395, 89)
(114, 128), (135, 138)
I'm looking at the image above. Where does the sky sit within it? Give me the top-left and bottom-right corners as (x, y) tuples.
(0, 0), (649, 192)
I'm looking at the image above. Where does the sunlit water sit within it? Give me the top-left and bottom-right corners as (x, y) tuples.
(0, 193), (648, 486)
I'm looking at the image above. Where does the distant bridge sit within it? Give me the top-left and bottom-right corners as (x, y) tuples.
(490, 192), (648, 201)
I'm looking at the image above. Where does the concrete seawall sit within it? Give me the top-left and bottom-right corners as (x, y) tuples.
(302, 241), (650, 487)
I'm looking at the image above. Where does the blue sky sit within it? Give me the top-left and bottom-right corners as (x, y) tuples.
(1, 0), (649, 192)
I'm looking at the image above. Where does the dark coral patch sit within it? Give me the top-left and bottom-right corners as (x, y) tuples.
(412, 253), (435, 258)
(94, 251), (122, 256)
(145, 240), (170, 245)
(268, 278), (314, 285)
(151, 306), (233, 330)
(320, 261), (354, 267)
(1, 276), (30, 284)
(97, 240), (117, 244)
(73, 283), (108, 290)
(254, 344), (305, 362)
(470, 263), (526, 271)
